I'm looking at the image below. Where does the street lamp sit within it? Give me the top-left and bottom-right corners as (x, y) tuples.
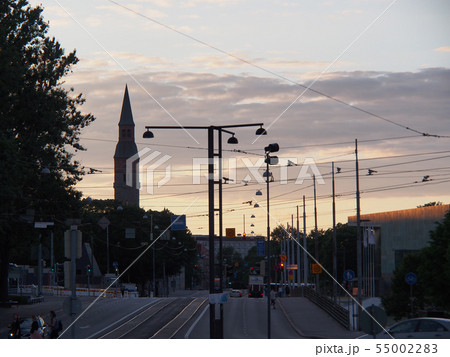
(143, 123), (267, 339)
(263, 142), (279, 339)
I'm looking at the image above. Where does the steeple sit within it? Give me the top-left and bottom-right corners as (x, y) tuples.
(118, 85), (135, 126)
(114, 85), (139, 207)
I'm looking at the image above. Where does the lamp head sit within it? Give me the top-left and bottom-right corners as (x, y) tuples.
(255, 126), (267, 135)
(264, 143), (279, 153)
(143, 129), (154, 139)
(227, 134), (238, 144)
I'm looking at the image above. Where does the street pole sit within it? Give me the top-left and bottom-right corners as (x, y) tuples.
(50, 231), (54, 287)
(70, 225), (77, 339)
(265, 155), (271, 339)
(208, 126), (216, 338)
(313, 174), (319, 291)
(297, 206), (301, 286)
(38, 232), (42, 296)
(332, 162), (337, 301)
(151, 215), (156, 298)
(106, 225), (110, 275)
(355, 139), (362, 330)
(291, 214), (294, 289)
(303, 196), (308, 284)
(218, 128), (224, 338)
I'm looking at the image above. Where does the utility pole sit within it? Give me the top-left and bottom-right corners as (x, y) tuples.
(303, 195), (308, 284)
(297, 206), (301, 286)
(332, 162), (337, 301)
(313, 175), (319, 291)
(355, 139), (362, 330)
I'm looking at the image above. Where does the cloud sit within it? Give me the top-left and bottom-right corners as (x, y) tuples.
(434, 46), (450, 53)
(66, 66), (450, 232)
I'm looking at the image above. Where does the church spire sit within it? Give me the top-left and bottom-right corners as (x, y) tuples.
(118, 84), (135, 126)
(114, 85), (139, 207)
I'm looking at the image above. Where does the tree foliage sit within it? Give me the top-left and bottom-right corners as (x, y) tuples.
(80, 200), (198, 294)
(383, 209), (450, 319)
(0, 0), (94, 302)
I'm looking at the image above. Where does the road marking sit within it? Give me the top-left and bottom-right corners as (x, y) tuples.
(86, 298), (161, 339)
(184, 303), (209, 339)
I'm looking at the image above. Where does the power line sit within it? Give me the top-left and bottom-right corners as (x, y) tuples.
(105, 0), (449, 138)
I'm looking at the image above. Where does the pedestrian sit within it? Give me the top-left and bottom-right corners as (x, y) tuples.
(30, 320), (43, 339)
(9, 313), (21, 338)
(49, 310), (58, 339)
(270, 289), (276, 309)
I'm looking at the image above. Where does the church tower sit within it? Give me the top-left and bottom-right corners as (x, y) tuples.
(114, 85), (139, 206)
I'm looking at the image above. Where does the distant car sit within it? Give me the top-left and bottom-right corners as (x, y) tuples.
(230, 290), (242, 298)
(9, 315), (47, 339)
(359, 318), (450, 339)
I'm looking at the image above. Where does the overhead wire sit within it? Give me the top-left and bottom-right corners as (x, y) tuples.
(105, 0), (449, 138)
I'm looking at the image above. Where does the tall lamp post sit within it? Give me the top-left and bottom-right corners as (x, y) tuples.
(263, 143), (279, 339)
(143, 123), (267, 339)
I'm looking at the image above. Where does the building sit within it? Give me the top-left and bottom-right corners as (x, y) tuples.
(348, 204), (449, 296)
(194, 235), (262, 258)
(113, 85), (139, 206)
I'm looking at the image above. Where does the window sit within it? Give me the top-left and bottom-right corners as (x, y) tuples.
(418, 320), (447, 332)
(390, 320), (418, 334)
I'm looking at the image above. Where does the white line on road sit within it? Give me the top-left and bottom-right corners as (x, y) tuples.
(184, 303), (209, 339)
(86, 298), (161, 339)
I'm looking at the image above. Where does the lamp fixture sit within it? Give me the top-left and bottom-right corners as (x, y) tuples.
(143, 129), (154, 138)
(227, 134), (238, 144)
(255, 125), (267, 135)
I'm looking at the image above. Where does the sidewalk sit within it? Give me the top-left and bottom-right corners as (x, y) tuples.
(278, 297), (364, 339)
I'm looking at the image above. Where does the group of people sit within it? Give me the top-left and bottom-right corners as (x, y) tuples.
(9, 310), (60, 339)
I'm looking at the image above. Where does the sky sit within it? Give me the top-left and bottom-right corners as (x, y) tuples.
(27, 0), (450, 236)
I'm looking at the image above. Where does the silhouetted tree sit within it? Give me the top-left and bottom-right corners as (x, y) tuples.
(0, 0), (94, 303)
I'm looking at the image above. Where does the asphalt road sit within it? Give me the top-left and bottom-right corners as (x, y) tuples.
(185, 295), (303, 339)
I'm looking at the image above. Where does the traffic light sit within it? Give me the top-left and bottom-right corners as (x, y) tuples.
(86, 265), (91, 274)
(280, 262), (284, 271)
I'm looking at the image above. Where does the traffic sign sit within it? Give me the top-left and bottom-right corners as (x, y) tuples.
(171, 215), (186, 230)
(97, 216), (110, 230)
(226, 228), (236, 238)
(280, 254), (287, 261)
(344, 269), (355, 281)
(257, 240), (265, 256)
(405, 272), (417, 285)
(311, 263), (322, 274)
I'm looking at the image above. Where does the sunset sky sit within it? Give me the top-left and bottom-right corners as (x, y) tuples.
(29, 0), (450, 235)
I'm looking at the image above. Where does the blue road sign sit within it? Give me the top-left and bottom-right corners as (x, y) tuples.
(112, 261), (118, 268)
(171, 215), (186, 231)
(344, 269), (355, 281)
(405, 272), (417, 285)
(257, 239), (265, 256)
